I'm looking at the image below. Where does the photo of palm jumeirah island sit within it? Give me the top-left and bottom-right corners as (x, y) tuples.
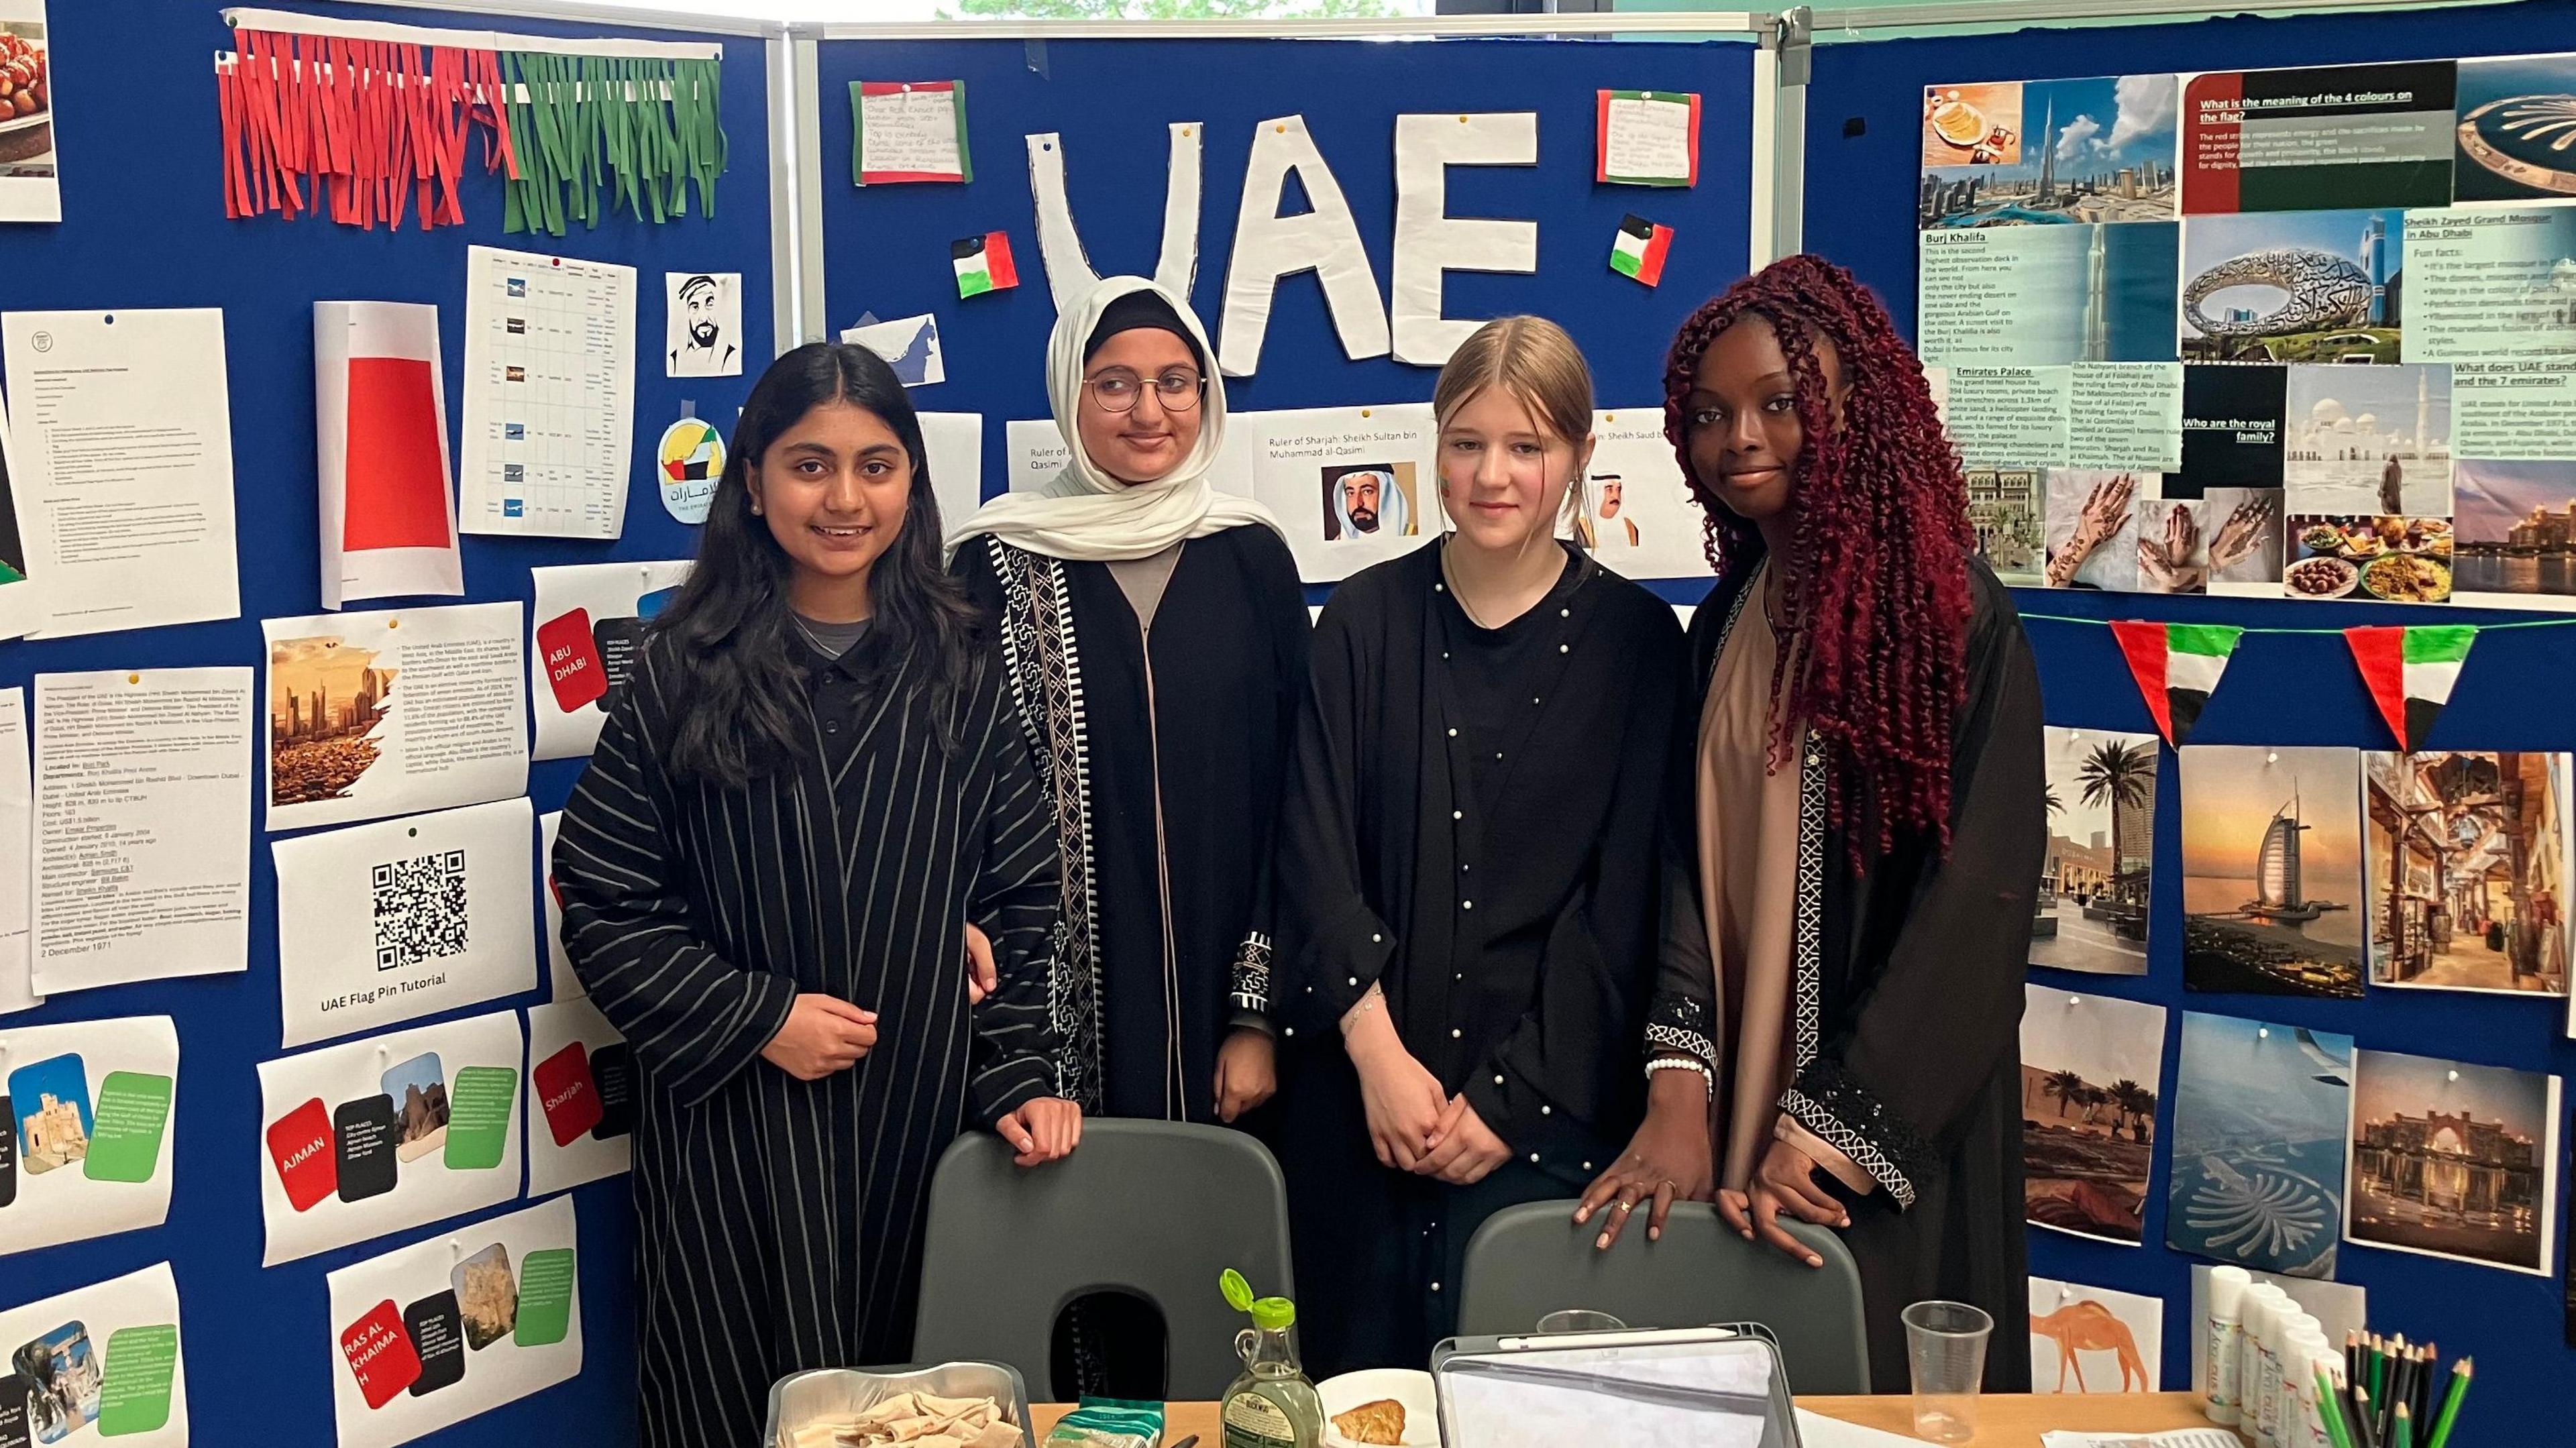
(2365, 752), (2570, 996)
(2181, 746), (2365, 998)
(2033, 728), (2157, 976)
(2182, 209), (2404, 364)
(2349, 1050), (2558, 1275)
(1921, 75), (2178, 228)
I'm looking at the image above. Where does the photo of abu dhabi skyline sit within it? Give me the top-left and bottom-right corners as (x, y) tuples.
(1923, 74), (2179, 228)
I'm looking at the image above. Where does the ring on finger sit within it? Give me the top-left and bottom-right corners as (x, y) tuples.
(1614, 1199), (1633, 1213)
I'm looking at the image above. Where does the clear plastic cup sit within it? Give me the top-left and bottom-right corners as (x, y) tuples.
(1902, 1300), (1993, 1444)
(1534, 1309), (1626, 1334)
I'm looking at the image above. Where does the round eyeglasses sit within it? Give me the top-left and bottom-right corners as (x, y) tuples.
(1085, 368), (1205, 414)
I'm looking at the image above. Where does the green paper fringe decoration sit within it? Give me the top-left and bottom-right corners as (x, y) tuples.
(500, 52), (725, 237)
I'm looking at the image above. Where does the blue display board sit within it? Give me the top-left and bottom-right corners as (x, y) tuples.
(0, 3), (774, 1444)
(1806, 7), (2576, 1436)
(815, 34), (1758, 606)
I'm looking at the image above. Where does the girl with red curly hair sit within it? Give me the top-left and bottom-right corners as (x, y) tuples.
(1577, 256), (2045, 1392)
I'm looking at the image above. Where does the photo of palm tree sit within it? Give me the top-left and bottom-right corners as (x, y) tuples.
(2034, 728), (2158, 977)
(2023, 982), (2167, 1244)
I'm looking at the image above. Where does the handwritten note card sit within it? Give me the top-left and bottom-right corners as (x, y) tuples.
(1597, 90), (1699, 187)
(854, 81), (971, 185)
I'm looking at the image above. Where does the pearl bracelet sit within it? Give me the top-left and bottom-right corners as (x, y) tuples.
(1646, 1056), (1714, 1093)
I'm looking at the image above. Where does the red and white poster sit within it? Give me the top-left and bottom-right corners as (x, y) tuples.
(317, 302), (463, 610)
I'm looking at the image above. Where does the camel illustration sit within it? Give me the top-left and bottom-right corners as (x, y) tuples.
(2032, 1299), (2149, 1392)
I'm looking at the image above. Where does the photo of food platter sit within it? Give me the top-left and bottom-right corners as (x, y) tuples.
(2288, 516), (2455, 603)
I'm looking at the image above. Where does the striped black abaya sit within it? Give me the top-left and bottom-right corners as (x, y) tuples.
(554, 630), (1062, 1448)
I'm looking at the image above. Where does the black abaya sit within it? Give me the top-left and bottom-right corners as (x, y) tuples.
(553, 634), (1062, 1447)
(957, 524), (1310, 1121)
(1273, 540), (1688, 1374)
(1652, 555), (2045, 1392)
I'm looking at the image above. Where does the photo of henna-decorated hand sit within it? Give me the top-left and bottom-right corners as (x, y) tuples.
(2138, 500), (2208, 594)
(2208, 492), (2277, 575)
(2045, 471), (2139, 587)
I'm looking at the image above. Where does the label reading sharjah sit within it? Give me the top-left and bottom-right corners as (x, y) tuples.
(533, 1042), (603, 1147)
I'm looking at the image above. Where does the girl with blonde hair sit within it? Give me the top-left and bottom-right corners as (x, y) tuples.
(1271, 316), (1690, 1372)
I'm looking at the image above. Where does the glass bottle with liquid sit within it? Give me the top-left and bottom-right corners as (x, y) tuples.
(1218, 1269), (1323, 1448)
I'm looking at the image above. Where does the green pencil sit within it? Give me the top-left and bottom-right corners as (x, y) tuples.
(2395, 1402), (2414, 1448)
(2316, 1364), (2357, 1448)
(2424, 1358), (2472, 1448)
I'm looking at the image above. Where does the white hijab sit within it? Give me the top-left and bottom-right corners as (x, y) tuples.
(949, 276), (1284, 561)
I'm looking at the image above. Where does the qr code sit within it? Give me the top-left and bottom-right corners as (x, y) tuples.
(373, 849), (470, 971)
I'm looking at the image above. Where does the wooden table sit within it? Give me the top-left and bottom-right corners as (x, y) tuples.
(1032, 1390), (2214, 1445)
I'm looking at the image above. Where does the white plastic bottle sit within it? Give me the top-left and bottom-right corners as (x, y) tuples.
(2204, 1266), (2251, 1425)
(2280, 1323), (2329, 1448)
(2245, 1285), (2290, 1448)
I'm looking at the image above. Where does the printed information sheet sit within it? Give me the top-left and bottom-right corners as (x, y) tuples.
(1, 309), (241, 636)
(0, 1014), (178, 1256)
(458, 247), (636, 539)
(526, 997), (633, 1194)
(0, 688), (31, 1015)
(0, 1263), (189, 1447)
(31, 668), (252, 995)
(263, 603), (527, 833)
(325, 1196), (581, 1448)
(256, 1009), (526, 1265)
(272, 799), (536, 1048)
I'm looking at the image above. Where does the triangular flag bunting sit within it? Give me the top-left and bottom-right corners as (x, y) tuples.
(2110, 620), (2242, 744)
(2345, 624), (2477, 751)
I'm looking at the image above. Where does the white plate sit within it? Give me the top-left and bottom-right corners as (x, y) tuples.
(1316, 1368), (1439, 1448)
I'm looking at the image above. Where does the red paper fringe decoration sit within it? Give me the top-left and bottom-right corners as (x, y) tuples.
(217, 30), (521, 230)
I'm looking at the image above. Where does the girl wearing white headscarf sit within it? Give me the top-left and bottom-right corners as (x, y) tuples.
(955, 277), (1307, 1141)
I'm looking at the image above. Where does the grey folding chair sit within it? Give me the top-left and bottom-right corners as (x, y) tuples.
(1454, 1200), (1872, 1394)
(910, 1118), (1297, 1401)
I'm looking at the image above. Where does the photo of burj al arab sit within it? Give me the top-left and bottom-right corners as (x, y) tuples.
(2181, 209), (2404, 364)
(2181, 745), (2365, 998)
(1921, 74), (2179, 228)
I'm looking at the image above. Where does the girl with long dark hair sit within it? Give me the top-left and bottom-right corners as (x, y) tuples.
(1577, 255), (2045, 1391)
(554, 343), (1081, 1448)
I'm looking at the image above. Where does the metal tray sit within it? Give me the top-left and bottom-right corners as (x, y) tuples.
(763, 1360), (1036, 1448)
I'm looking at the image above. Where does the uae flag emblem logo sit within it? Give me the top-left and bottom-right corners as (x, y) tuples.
(1609, 214), (1672, 287)
(2110, 620), (2241, 744)
(2345, 624), (2477, 751)
(951, 231), (1018, 298)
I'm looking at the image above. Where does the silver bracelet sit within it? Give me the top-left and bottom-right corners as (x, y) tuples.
(1646, 1056), (1714, 1093)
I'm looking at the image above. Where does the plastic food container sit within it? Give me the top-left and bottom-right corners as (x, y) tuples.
(762, 1360), (1036, 1448)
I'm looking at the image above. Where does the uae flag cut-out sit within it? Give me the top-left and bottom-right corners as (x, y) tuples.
(2345, 624), (2478, 751)
(2110, 621), (2242, 744)
(951, 231), (1018, 298)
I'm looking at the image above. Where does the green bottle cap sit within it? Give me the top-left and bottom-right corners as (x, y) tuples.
(1220, 1269), (1297, 1331)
